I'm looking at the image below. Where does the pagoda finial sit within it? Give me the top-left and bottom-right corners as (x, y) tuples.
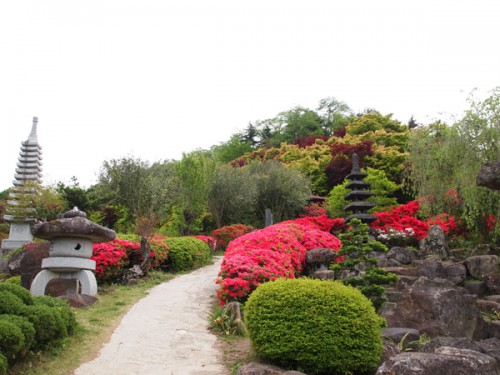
(351, 153), (360, 173)
(27, 117), (38, 144)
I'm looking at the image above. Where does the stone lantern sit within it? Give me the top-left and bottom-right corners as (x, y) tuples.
(30, 208), (116, 296)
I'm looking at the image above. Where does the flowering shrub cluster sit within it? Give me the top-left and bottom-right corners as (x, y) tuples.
(92, 236), (170, 283)
(217, 218), (342, 305)
(370, 200), (465, 245)
(212, 224), (254, 251)
(92, 239), (129, 283)
(301, 202), (327, 217)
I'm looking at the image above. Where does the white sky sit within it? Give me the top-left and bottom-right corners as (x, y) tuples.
(1, 0), (499, 190)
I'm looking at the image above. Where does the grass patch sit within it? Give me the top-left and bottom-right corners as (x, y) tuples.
(8, 270), (175, 375)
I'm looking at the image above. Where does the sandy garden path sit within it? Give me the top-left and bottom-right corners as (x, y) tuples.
(74, 256), (228, 375)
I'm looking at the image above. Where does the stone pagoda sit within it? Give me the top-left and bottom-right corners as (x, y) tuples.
(343, 153), (377, 224)
(2, 117), (43, 251)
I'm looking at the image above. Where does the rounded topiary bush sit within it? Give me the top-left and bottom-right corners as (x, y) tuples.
(0, 291), (26, 315)
(21, 304), (62, 348)
(0, 320), (25, 359)
(165, 237), (211, 272)
(33, 296), (76, 336)
(245, 278), (384, 375)
(0, 314), (35, 352)
(0, 283), (33, 306)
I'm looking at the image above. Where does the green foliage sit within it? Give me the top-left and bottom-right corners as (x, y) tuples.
(164, 237), (211, 272)
(0, 283), (34, 306)
(326, 168), (399, 218)
(0, 353), (6, 375)
(3, 276), (21, 286)
(334, 219), (396, 308)
(96, 156), (177, 232)
(247, 160), (311, 224)
(22, 304), (62, 348)
(208, 304), (247, 336)
(174, 151), (217, 234)
(33, 296), (77, 336)
(245, 278), (384, 375)
(0, 291), (26, 315)
(347, 113), (407, 136)
(212, 133), (254, 163)
(0, 320), (24, 359)
(0, 315), (35, 352)
(406, 87), (500, 243)
(208, 164), (258, 228)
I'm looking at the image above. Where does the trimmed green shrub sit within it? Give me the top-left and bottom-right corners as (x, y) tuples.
(245, 278), (384, 375)
(0, 315), (35, 351)
(33, 296), (76, 335)
(164, 237), (211, 272)
(21, 304), (62, 348)
(0, 283), (33, 306)
(0, 320), (24, 359)
(3, 276), (21, 286)
(0, 352), (7, 375)
(0, 291), (26, 315)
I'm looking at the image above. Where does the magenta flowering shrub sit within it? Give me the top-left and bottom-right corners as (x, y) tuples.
(217, 219), (342, 305)
(92, 236), (170, 283)
(92, 240), (128, 283)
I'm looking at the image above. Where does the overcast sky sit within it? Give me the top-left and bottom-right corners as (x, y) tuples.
(1, 0), (499, 190)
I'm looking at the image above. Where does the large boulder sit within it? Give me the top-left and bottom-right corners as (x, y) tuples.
(237, 363), (306, 375)
(465, 255), (499, 279)
(376, 347), (497, 375)
(477, 161), (500, 190)
(382, 277), (484, 339)
(419, 225), (448, 260)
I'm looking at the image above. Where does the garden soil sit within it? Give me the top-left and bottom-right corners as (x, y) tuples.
(74, 256), (229, 375)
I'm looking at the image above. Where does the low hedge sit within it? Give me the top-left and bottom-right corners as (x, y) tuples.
(245, 278), (384, 375)
(164, 237), (211, 272)
(0, 283), (33, 306)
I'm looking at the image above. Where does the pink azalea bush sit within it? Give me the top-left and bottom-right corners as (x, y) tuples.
(216, 218), (342, 305)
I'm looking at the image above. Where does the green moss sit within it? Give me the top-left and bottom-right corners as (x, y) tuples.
(245, 278), (384, 375)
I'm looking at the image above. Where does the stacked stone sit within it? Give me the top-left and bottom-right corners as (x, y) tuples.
(344, 153), (377, 224)
(4, 117), (43, 222)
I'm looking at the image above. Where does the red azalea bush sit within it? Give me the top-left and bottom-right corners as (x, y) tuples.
(217, 219), (342, 305)
(92, 236), (170, 282)
(213, 224), (254, 251)
(92, 240), (128, 283)
(370, 200), (465, 243)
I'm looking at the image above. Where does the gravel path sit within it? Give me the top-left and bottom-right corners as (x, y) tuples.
(74, 256), (228, 375)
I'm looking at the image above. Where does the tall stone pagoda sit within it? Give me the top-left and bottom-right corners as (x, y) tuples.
(343, 153), (377, 224)
(2, 117), (43, 250)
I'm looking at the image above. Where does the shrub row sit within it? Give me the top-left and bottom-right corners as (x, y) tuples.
(0, 283), (76, 372)
(92, 235), (213, 283)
